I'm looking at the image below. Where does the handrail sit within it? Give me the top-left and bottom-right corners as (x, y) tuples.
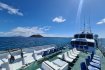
(98, 46), (105, 57)
(95, 40), (105, 57)
(97, 39), (105, 57)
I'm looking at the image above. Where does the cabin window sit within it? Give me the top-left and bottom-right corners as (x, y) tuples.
(80, 42), (87, 45)
(75, 41), (80, 45)
(79, 34), (85, 38)
(74, 34), (79, 38)
(71, 40), (94, 47)
(86, 34), (93, 39)
(88, 42), (94, 47)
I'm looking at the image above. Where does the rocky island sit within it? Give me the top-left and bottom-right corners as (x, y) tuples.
(30, 34), (43, 37)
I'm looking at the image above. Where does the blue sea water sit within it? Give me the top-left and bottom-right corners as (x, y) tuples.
(0, 37), (71, 51)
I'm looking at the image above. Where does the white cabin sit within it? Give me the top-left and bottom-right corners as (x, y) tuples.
(71, 33), (96, 53)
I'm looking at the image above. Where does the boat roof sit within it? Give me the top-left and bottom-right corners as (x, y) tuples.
(71, 38), (95, 43)
(74, 32), (93, 35)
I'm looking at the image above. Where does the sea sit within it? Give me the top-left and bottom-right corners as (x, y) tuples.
(0, 37), (71, 51)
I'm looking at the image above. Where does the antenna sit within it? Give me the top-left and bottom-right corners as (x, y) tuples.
(89, 16), (92, 33)
(88, 6), (92, 33)
(83, 17), (86, 33)
(79, 18), (82, 32)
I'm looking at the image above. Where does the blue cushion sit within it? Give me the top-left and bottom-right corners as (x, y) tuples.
(87, 56), (101, 69)
(90, 62), (101, 69)
(81, 62), (87, 70)
(49, 49), (53, 54)
(92, 59), (100, 64)
(54, 48), (57, 52)
(42, 51), (49, 56)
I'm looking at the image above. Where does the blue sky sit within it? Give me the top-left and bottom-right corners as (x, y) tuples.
(0, 0), (105, 37)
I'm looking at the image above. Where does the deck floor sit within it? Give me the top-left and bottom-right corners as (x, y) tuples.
(71, 49), (105, 70)
(71, 52), (89, 70)
(19, 48), (105, 70)
(96, 49), (105, 70)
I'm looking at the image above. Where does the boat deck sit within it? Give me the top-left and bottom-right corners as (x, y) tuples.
(19, 48), (105, 70)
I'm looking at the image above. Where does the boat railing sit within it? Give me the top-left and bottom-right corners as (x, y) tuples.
(97, 43), (105, 57)
(0, 44), (57, 54)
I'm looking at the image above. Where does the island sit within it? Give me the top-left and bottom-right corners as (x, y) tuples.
(30, 34), (43, 37)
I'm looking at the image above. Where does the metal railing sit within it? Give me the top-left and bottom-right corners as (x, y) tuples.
(97, 39), (105, 57)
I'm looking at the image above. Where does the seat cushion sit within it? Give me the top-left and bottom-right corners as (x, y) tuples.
(88, 66), (99, 70)
(92, 59), (100, 64)
(36, 68), (42, 70)
(90, 62), (100, 69)
(94, 55), (100, 58)
(52, 59), (67, 67)
(93, 57), (100, 61)
(67, 51), (76, 59)
(57, 54), (62, 59)
(44, 61), (60, 70)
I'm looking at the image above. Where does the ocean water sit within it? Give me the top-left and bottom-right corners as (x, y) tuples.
(0, 37), (71, 51)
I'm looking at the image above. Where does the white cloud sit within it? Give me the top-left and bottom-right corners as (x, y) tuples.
(0, 26), (51, 37)
(39, 26), (51, 31)
(97, 18), (105, 24)
(52, 16), (66, 23)
(0, 2), (23, 16)
(0, 26), (71, 37)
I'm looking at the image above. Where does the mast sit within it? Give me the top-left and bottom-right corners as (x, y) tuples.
(82, 16), (92, 33)
(83, 17), (86, 33)
(89, 16), (92, 33)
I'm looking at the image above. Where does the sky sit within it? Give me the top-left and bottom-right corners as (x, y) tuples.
(0, 0), (105, 37)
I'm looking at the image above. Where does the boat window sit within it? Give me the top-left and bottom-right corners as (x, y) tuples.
(75, 41), (80, 45)
(74, 41), (86, 45)
(80, 42), (87, 45)
(88, 42), (94, 47)
(74, 34), (79, 38)
(79, 34), (85, 38)
(86, 34), (93, 39)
